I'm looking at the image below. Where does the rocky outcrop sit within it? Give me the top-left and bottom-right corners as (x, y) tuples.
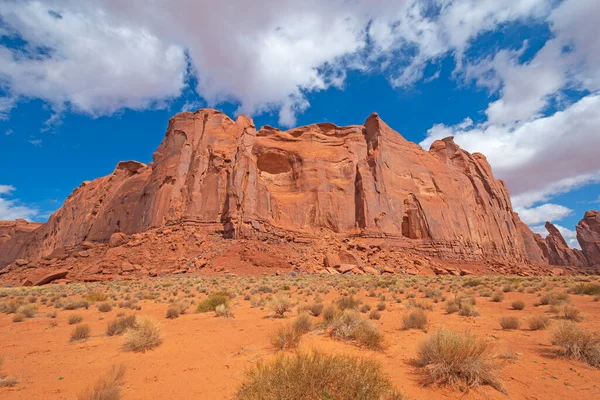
(540, 222), (587, 267)
(577, 210), (600, 267)
(0, 108), (588, 276)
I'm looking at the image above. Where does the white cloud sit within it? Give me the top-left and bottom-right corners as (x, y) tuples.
(516, 203), (573, 225)
(422, 94), (600, 208)
(0, 184), (15, 195)
(531, 223), (581, 250)
(28, 138), (42, 147)
(0, 0), (553, 126)
(0, 185), (38, 220)
(0, 1), (187, 118)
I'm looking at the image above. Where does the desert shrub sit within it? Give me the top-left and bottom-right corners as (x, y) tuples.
(369, 310), (381, 320)
(0, 357), (17, 387)
(569, 284), (600, 296)
(12, 313), (24, 323)
(270, 324), (301, 350)
(70, 324), (91, 342)
(0, 301), (21, 314)
(499, 316), (520, 330)
(215, 303), (234, 318)
(106, 316), (137, 336)
(196, 292), (229, 313)
(268, 296), (292, 317)
(445, 300), (460, 314)
(322, 305), (338, 325)
(402, 309), (428, 330)
(358, 304), (371, 313)
(309, 303), (323, 317)
(551, 322), (600, 368)
(16, 304), (36, 318)
(539, 291), (569, 306)
(336, 295), (360, 310)
(330, 310), (384, 350)
(122, 317), (163, 352)
(236, 351), (402, 400)
(97, 302), (113, 313)
(561, 304), (584, 322)
(78, 364), (125, 400)
(377, 302), (386, 311)
(511, 300), (525, 310)
(166, 306), (181, 319)
(84, 291), (108, 303)
(418, 328), (505, 393)
(68, 314), (84, 325)
(491, 292), (504, 302)
(292, 313), (312, 334)
(528, 315), (550, 330)
(458, 303), (480, 317)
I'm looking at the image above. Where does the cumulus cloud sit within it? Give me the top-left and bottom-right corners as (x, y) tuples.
(516, 203), (573, 225)
(420, 0), (600, 225)
(0, 0), (552, 126)
(0, 185), (38, 220)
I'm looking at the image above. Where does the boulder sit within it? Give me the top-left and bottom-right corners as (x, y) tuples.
(14, 259), (29, 267)
(363, 266), (379, 275)
(30, 269), (68, 286)
(324, 252), (342, 269)
(109, 232), (129, 248)
(337, 264), (356, 273)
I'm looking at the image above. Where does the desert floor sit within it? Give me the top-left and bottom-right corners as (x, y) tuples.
(1, 274), (600, 399)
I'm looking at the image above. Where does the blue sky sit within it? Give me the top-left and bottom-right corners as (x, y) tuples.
(0, 0), (599, 248)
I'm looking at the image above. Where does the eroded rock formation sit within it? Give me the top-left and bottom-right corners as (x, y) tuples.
(0, 109), (596, 280)
(539, 222), (587, 267)
(577, 210), (600, 267)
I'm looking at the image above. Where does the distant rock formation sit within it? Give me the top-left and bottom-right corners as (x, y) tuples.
(577, 210), (600, 267)
(537, 222), (587, 267)
(0, 109), (597, 280)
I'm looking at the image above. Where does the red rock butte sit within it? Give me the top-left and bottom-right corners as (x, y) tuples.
(1, 109), (598, 284)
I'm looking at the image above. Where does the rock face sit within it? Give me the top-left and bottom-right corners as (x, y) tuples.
(577, 210), (600, 267)
(539, 222), (587, 267)
(0, 108), (593, 275)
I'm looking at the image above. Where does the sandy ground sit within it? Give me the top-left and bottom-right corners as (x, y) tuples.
(1, 276), (600, 399)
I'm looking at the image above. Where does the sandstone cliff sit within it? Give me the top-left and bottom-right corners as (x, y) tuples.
(0, 109), (595, 280)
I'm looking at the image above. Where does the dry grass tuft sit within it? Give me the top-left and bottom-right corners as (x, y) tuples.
(270, 324), (301, 350)
(511, 300), (525, 310)
(417, 328), (505, 393)
(268, 296), (292, 317)
(78, 364), (125, 400)
(551, 322), (600, 368)
(70, 324), (91, 342)
(106, 316), (137, 336)
(0, 357), (17, 387)
(236, 351), (403, 400)
(122, 317), (163, 352)
(330, 310), (385, 350)
(499, 316), (520, 330)
(528, 315), (550, 330)
(402, 309), (428, 330)
(215, 303), (234, 318)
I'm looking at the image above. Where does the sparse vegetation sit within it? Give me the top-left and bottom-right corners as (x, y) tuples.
(236, 351), (402, 400)
(106, 316), (137, 336)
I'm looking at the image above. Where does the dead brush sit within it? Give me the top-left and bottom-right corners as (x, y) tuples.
(78, 364), (125, 400)
(122, 317), (163, 352)
(551, 322), (600, 368)
(417, 328), (506, 393)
